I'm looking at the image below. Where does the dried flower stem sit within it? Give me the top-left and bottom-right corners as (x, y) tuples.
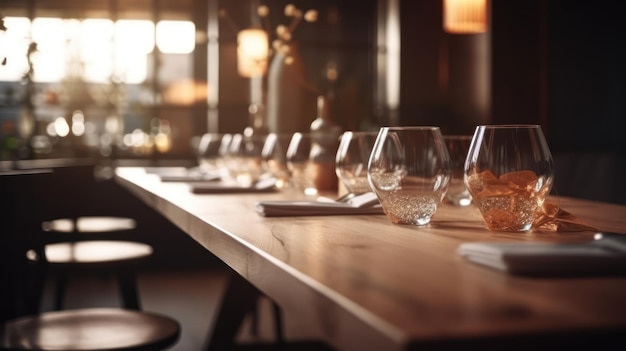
(287, 14), (302, 38)
(219, 9), (239, 35)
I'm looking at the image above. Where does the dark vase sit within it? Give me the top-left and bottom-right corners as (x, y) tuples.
(266, 42), (316, 134)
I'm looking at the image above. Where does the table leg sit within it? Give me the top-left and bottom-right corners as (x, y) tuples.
(205, 271), (262, 351)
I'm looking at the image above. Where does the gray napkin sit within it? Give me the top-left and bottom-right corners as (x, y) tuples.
(457, 233), (626, 275)
(191, 178), (278, 194)
(160, 173), (221, 183)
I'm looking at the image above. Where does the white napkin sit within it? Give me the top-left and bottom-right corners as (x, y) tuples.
(143, 167), (221, 182)
(457, 233), (626, 275)
(256, 192), (385, 217)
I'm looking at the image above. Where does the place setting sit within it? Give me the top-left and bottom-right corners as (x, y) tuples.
(144, 123), (626, 278)
(255, 130), (385, 216)
(253, 124), (626, 277)
(452, 125), (626, 276)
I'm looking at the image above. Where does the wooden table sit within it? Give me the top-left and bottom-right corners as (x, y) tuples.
(114, 167), (626, 350)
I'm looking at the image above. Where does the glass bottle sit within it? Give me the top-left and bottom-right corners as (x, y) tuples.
(309, 95), (341, 192)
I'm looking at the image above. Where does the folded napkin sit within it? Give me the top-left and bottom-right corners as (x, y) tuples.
(144, 167), (193, 175)
(191, 177), (278, 194)
(256, 192), (385, 217)
(160, 173), (221, 183)
(144, 167), (223, 183)
(457, 232), (626, 275)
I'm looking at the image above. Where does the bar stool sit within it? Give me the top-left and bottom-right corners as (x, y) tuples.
(29, 216), (153, 311)
(1, 169), (180, 351)
(1, 308), (180, 351)
(42, 216), (137, 239)
(28, 239), (153, 311)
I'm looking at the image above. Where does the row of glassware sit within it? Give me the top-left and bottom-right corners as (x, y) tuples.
(195, 125), (555, 232)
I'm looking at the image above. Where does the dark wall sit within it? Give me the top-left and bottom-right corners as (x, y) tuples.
(491, 0), (626, 155)
(546, 0), (626, 204)
(546, 0), (626, 154)
(400, 0), (626, 151)
(398, 0), (446, 128)
(399, 0), (626, 204)
(491, 0), (546, 127)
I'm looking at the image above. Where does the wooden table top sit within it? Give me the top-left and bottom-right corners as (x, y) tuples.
(115, 167), (626, 351)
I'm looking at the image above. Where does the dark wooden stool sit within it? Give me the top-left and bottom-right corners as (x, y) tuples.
(1, 308), (180, 351)
(42, 216), (137, 238)
(29, 215), (152, 311)
(28, 239), (153, 311)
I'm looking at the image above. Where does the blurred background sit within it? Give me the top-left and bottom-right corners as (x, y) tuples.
(1, 0), (625, 204)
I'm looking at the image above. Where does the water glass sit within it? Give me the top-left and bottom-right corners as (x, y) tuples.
(196, 133), (231, 175)
(368, 126), (451, 226)
(464, 125), (554, 232)
(443, 135), (473, 206)
(286, 132), (317, 196)
(335, 131), (378, 194)
(262, 133), (293, 189)
(224, 133), (268, 186)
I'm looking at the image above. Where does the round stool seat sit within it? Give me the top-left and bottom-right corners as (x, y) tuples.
(43, 217), (137, 233)
(1, 308), (180, 350)
(27, 240), (153, 266)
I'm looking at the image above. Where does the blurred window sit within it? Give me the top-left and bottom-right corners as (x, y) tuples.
(0, 17), (31, 81)
(156, 20), (195, 54)
(0, 17), (195, 84)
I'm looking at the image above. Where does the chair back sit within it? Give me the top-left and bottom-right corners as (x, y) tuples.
(1, 169), (53, 321)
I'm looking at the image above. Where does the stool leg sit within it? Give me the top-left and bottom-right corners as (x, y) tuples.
(118, 270), (141, 310)
(28, 262), (46, 314)
(206, 273), (260, 351)
(53, 274), (67, 310)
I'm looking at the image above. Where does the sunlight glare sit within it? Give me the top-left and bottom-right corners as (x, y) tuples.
(0, 17), (30, 81)
(1, 17), (194, 85)
(156, 21), (195, 54)
(31, 18), (66, 82)
(81, 19), (114, 83)
(115, 20), (154, 83)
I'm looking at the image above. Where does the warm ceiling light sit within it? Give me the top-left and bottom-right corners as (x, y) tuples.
(443, 0), (488, 34)
(237, 28), (269, 77)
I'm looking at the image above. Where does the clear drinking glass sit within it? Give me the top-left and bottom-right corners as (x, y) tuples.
(335, 131), (378, 194)
(443, 135), (473, 206)
(464, 125), (554, 232)
(196, 133), (231, 176)
(286, 132), (317, 196)
(368, 126), (451, 225)
(262, 133), (293, 189)
(224, 133), (268, 186)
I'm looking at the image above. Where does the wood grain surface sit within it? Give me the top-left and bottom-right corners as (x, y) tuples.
(115, 167), (626, 351)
